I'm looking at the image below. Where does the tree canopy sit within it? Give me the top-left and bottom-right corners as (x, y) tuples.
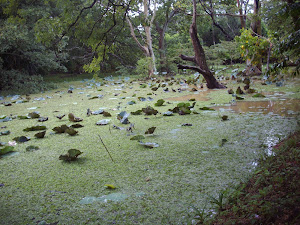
(0, 0), (299, 92)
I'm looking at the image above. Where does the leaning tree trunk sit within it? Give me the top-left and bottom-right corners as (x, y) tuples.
(177, 0), (225, 89)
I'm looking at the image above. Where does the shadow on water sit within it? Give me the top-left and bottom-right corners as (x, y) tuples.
(213, 99), (300, 117)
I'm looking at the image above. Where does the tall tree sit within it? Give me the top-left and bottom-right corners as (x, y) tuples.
(126, 0), (157, 76)
(155, 1), (179, 73)
(177, 0), (225, 89)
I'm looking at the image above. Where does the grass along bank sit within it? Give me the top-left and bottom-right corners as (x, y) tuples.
(198, 131), (300, 224)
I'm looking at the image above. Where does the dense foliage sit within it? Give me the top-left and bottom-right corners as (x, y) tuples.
(0, 0), (299, 93)
(0, 0), (66, 93)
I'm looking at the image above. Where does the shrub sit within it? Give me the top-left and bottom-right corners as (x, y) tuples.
(0, 70), (57, 94)
(135, 57), (153, 76)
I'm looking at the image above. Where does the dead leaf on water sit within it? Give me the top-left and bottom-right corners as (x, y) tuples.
(145, 127), (156, 134)
(139, 142), (159, 148)
(34, 131), (46, 138)
(65, 128), (78, 136)
(59, 149), (82, 161)
(68, 113), (83, 122)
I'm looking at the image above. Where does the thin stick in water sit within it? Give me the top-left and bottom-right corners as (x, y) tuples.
(98, 135), (114, 162)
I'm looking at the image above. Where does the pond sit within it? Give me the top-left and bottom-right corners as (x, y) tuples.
(0, 78), (299, 224)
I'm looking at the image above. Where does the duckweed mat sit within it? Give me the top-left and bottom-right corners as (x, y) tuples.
(0, 76), (299, 224)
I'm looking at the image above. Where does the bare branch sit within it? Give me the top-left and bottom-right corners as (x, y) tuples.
(67, 0), (98, 32)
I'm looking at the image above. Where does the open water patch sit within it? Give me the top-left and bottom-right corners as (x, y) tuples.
(213, 99), (300, 117)
(1, 152), (20, 157)
(79, 192), (146, 204)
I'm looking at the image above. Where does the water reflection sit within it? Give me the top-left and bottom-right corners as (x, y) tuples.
(213, 99), (300, 117)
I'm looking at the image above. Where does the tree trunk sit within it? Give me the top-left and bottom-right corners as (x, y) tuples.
(237, 0), (246, 29)
(143, 0), (156, 75)
(177, 0), (225, 89)
(155, 9), (178, 73)
(156, 24), (167, 72)
(250, 0), (262, 71)
(126, 0), (156, 77)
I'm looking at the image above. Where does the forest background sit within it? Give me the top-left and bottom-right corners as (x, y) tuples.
(0, 0), (299, 94)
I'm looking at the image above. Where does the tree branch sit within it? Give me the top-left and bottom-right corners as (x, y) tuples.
(87, 2), (110, 39)
(177, 64), (207, 74)
(126, 16), (148, 55)
(179, 54), (197, 64)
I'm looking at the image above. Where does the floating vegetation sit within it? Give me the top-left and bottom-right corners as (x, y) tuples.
(131, 110), (142, 115)
(199, 107), (215, 111)
(56, 114), (65, 120)
(139, 142), (159, 148)
(182, 123), (192, 126)
(154, 99), (165, 106)
(34, 131), (46, 138)
(28, 111), (40, 119)
(104, 184), (116, 189)
(18, 115), (31, 120)
(163, 111), (173, 116)
(71, 124), (84, 128)
(0, 130), (10, 136)
(96, 119), (110, 126)
(59, 149), (82, 161)
(23, 125), (46, 132)
(68, 113), (83, 122)
(142, 106), (158, 116)
(103, 111), (112, 117)
(13, 136), (30, 143)
(145, 127), (156, 134)
(221, 115), (229, 121)
(52, 125), (69, 133)
(236, 86), (244, 95)
(0, 116), (12, 122)
(65, 128), (78, 136)
(236, 96), (244, 100)
(253, 93), (266, 98)
(0, 146), (14, 155)
(37, 117), (48, 122)
(26, 145), (39, 151)
(127, 101), (136, 105)
(130, 135), (145, 141)
(117, 111), (130, 124)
